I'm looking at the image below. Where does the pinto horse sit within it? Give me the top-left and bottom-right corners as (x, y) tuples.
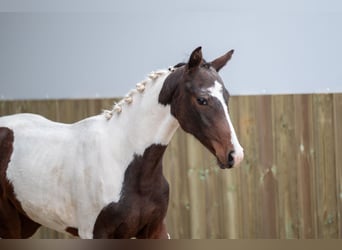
(0, 47), (244, 239)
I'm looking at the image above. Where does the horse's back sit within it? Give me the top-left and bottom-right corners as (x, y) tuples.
(0, 113), (123, 238)
(0, 113), (80, 232)
(0, 113), (65, 128)
(0, 113), (75, 169)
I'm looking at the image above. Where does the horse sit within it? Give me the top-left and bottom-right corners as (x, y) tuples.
(0, 47), (244, 239)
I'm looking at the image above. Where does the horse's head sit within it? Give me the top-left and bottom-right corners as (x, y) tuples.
(159, 47), (244, 169)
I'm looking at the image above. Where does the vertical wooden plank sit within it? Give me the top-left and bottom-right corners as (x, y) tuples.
(175, 129), (192, 239)
(256, 95), (278, 238)
(221, 169), (240, 238)
(333, 93), (342, 238)
(0, 100), (6, 116)
(186, 133), (207, 239)
(76, 99), (92, 121)
(236, 95), (259, 238)
(272, 95), (299, 238)
(36, 99), (59, 121)
(294, 94), (317, 238)
(313, 94), (338, 238)
(0, 100), (8, 115)
(55, 99), (73, 123)
(202, 148), (222, 238)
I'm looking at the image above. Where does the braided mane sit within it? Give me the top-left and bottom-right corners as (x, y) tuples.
(102, 68), (175, 120)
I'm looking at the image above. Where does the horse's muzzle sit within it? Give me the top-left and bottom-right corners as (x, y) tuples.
(217, 150), (244, 169)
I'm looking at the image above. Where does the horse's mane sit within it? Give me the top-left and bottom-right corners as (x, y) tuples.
(102, 67), (176, 120)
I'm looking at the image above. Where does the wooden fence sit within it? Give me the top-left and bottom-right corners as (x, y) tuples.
(0, 93), (341, 238)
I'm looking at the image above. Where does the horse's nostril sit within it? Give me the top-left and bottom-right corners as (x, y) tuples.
(228, 151), (235, 168)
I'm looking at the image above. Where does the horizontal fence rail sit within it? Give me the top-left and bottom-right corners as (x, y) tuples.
(0, 94), (341, 238)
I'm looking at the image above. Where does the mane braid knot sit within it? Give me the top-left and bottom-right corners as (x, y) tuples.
(102, 69), (168, 120)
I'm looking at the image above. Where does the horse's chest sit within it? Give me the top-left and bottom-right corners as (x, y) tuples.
(136, 192), (168, 224)
(93, 186), (169, 238)
(92, 144), (170, 238)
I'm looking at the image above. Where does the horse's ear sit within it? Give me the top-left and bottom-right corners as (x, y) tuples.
(211, 49), (234, 72)
(187, 46), (203, 70)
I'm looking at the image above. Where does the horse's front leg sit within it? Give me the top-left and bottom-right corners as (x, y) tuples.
(153, 219), (170, 239)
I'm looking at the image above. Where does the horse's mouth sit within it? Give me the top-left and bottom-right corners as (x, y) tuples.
(217, 159), (233, 169)
(207, 141), (240, 169)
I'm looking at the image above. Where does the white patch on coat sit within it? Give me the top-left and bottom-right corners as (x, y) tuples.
(0, 70), (179, 239)
(208, 81), (244, 167)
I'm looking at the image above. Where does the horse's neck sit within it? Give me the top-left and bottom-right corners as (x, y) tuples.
(106, 72), (179, 157)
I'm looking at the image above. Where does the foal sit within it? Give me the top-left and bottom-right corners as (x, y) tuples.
(0, 47), (243, 238)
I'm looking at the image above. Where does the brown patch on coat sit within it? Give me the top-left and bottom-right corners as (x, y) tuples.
(93, 144), (169, 239)
(0, 127), (41, 238)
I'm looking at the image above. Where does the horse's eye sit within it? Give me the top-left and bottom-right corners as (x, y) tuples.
(196, 97), (208, 106)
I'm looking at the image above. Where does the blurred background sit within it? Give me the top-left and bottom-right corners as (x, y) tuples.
(1, 0), (342, 99)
